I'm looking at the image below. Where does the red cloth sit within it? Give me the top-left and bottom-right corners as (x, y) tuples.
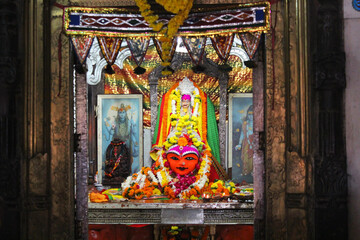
(209, 165), (220, 182)
(127, 224), (149, 228)
(216, 225), (254, 240)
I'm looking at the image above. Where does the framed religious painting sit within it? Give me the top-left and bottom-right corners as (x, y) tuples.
(97, 94), (143, 186)
(228, 93), (254, 184)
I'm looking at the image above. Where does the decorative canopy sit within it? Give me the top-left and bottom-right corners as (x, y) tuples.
(64, 2), (270, 37)
(62, 2), (270, 75)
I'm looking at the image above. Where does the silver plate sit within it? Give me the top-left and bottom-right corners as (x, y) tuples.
(161, 209), (204, 224)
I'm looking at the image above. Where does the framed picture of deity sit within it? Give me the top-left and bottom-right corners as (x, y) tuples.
(97, 94), (143, 186)
(228, 93), (254, 184)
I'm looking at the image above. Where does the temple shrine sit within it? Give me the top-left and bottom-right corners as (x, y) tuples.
(1, 0), (358, 240)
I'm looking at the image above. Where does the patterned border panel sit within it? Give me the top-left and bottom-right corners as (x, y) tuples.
(204, 209), (254, 224)
(88, 208), (254, 225)
(89, 209), (162, 224)
(64, 2), (270, 37)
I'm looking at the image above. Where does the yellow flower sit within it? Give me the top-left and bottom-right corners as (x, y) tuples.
(216, 180), (224, 185)
(164, 141), (171, 149)
(153, 189), (161, 195)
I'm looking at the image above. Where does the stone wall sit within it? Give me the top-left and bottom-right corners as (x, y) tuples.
(344, 2), (360, 240)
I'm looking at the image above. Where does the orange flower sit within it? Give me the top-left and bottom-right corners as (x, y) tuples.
(164, 186), (176, 199)
(135, 194), (144, 200)
(178, 137), (188, 146)
(129, 189), (135, 197)
(146, 191), (152, 198)
(89, 192), (108, 203)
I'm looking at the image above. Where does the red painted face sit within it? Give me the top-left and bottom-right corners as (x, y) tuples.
(166, 152), (199, 175)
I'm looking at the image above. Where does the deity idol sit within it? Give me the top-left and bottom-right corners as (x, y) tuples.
(121, 77), (225, 199)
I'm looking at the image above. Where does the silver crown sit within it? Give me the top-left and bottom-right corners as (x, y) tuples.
(178, 77), (195, 96)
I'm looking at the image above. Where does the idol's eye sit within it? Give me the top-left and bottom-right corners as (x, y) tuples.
(185, 156), (195, 160)
(170, 156), (179, 160)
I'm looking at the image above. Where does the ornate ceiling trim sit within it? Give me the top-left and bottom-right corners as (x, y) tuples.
(63, 2), (270, 38)
(69, 0), (263, 7)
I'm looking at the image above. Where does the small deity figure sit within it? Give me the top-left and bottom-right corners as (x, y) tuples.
(235, 105), (254, 176)
(121, 77), (227, 199)
(179, 94), (192, 117)
(103, 139), (131, 185)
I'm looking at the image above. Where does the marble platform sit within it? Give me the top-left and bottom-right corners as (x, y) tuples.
(88, 199), (254, 225)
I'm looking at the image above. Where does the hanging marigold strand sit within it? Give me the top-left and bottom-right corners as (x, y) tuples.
(135, 0), (194, 75)
(135, 0), (164, 31)
(155, 0), (191, 14)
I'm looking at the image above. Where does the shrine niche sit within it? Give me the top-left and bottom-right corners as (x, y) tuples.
(19, 0), (326, 238)
(14, 0), (349, 238)
(63, 2), (270, 239)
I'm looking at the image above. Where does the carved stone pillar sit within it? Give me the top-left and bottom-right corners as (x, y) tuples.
(49, 1), (75, 239)
(311, 1), (347, 239)
(0, 2), (21, 238)
(22, 0), (53, 239)
(284, 0), (309, 239)
(252, 46), (265, 240)
(148, 66), (161, 138)
(218, 72), (228, 167)
(75, 73), (89, 239)
(264, 2), (287, 238)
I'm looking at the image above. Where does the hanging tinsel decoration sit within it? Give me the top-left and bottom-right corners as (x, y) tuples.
(98, 37), (123, 74)
(153, 37), (178, 75)
(181, 36), (207, 73)
(126, 38), (150, 75)
(70, 36), (94, 74)
(238, 32), (262, 68)
(210, 34), (235, 72)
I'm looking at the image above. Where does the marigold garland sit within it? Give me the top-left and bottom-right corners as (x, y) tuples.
(135, 0), (194, 75)
(121, 146), (212, 199)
